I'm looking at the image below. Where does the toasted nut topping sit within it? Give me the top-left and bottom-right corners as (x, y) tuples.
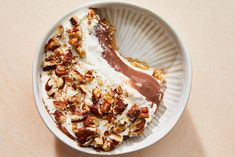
(74, 127), (99, 145)
(101, 102), (111, 114)
(128, 118), (146, 137)
(62, 50), (72, 63)
(127, 57), (150, 70)
(68, 94), (81, 105)
(87, 8), (98, 21)
(54, 110), (66, 124)
(102, 139), (117, 151)
(152, 69), (165, 84)
(53, 101), (67, 111)
(76, 47), (86, 58)
(42, 61), (57, 71)
(89, 105), (102, 117)
(71, 112), (84, 122)
(92, 88), (102, 104)
(55, 25), (64, 37)
(82, 103), (90, 113)
(70, 70), (85, 84)
(113, 99), (127, 115)
(139, 107), (149, 118)
(55, 65), (68, 76)
(94, 136), (103, 147)
(109, 133), (123, 143)
(127, 104), (141, 120)
(69, 38), (79, 47)
(70, 16), (78, 26)
(115, 86), (123, 95)
(105, 113), (115, 123)
(85, 70), (94, 82)
(45, 38), (60, 52)
(84, 116), (99, 127)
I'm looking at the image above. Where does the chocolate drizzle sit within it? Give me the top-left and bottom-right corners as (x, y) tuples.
(95, 21), (163, 106)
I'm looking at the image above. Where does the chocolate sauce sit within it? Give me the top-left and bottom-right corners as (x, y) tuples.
(95, 22), (163, 106)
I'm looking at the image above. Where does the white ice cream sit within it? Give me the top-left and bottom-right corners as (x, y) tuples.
(41, 9), (158, 138)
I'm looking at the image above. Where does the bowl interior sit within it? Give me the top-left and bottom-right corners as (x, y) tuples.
(33, 2), (192, 155)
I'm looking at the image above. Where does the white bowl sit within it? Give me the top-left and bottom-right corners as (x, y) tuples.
(33, 1), (192, 155)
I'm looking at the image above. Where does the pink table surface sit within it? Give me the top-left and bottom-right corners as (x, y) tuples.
(0, 0), (234, 157)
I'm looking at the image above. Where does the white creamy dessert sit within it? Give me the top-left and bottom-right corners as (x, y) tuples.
(40, 8), (164, 151)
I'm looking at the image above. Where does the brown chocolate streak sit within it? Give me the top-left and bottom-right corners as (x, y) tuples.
(95, 22), (163, 106)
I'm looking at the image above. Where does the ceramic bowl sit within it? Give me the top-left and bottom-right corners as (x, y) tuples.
(33, 1), (192, 155)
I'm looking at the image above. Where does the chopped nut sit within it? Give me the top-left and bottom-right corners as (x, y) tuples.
(69, 38), (79, 47)
(68, 94), (81, 105)
(62, 50), (72, 63)
(92, 88), (102, 104)
(105, 113), (115, 123)
(85, 70), (94, 82)
(109, 133), (123, 143)
(113, 99), (127, 115)
(70, 70), (84, 84)
(74, 127), (99, 145)
(54, 110), (66, 124)
(127, 104), (141, 120)
(76, 47), (86, 58)
(42, 61), (57, 71)
(87, 8), (98, 21)
(55, 64), (68, 76)
(127, 57), (149, 70)
(102, 139), (117, 151)
(82, 103), (90, 113)
(84, 116), (99, 127)
(55, 24), (64, 37)
(128, 118), (146, 137)
(89, 105), (102, 117)
(101, 102), (111, 114)
(70, 16), (78, 26)
(45, 38), (60, 52)
(139, 107), (149, 118)
(94, 136), (103, 147)
(71, 112), (84, 122)
(115, 86), (123, 95)
(152, 69), (165, 84)
(53, 101), (67, 111)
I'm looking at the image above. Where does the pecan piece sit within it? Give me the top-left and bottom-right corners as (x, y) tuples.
(113, 99), (127, 115)
(101, 102), (111, 114)
(139, 107), (149, 118)
(42, 61), (57, 71)
(71, 111), (84, 122)
(85, 70), (94, 82)
(55, 24), (64, 38)
(152, 69), (165, 84)
(109, 133), (123, 143)
(102, 139), (118, 152)
(128, 118), (146, 137)
(45, 38), (60, 52)
(54, 110), (66, 124)
(70, 16), (78, 26)
(76, 47), (86, 58)
(74, 127), (99, 146)
(89, 105), (102, 117)
(70, 70), (84, 84)
(92, 88), (102, 104)
(53, 101), (67, 111)
(84, 116), (99, 127)
(55, 64), (68, 76)
(127, 104), (141, 120)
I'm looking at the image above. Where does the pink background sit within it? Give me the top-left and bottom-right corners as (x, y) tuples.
(0, 0), (234, 157)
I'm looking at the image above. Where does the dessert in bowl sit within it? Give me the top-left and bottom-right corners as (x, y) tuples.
(33, 2), (192, 155)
